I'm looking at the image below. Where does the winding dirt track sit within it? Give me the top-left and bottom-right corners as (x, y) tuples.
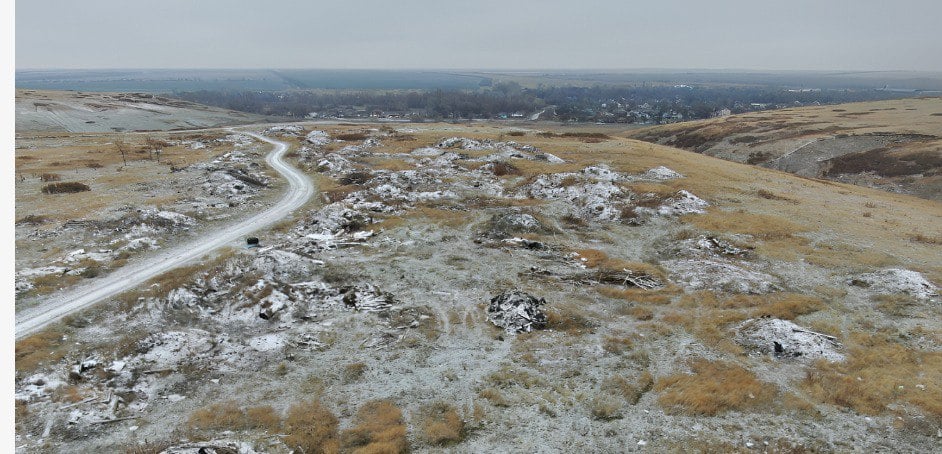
(15, 131), (313, 340)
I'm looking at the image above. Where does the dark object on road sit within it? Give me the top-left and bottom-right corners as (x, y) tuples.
(246, 237), (259, 246)
(487, 290), (548, 333)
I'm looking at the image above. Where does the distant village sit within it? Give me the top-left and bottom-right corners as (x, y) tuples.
(175, 83), (908, 124)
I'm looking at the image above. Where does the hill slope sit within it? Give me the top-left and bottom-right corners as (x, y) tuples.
(14, 122), (942, 452)
(628, 98), (942, 201)
(15, 89), (271, 133)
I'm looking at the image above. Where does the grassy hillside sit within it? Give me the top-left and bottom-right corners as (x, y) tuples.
(628, 98), (942, 201)
(15, 120), (942, 452)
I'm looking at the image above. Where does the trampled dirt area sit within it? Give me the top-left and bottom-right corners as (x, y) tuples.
(14, 120), (942, 453)
(627, 98), (942, 201)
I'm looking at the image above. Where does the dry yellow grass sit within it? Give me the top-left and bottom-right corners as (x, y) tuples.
(15, 130), (241, 223)
(187, 401), (281, 432)
(602, 371), (654, 405)
(803, 334), (942, 419)
(685, 210), (808, 240)
(545, 301), (597, 334)
(418, 402), (465, 446)
(15, 326), (70, 374)
(341, 400), (409, 454)
(688, 292), (827, 320)
(601, 334), (635, 355)
(599, 286), (678, 305)
(284, 400), (340, 454)
(655, 359), (777, 415)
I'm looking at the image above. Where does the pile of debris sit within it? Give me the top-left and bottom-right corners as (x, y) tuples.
(523, 166), (629, 221)
(486, 291), (548, 333)
(735, 318), (844, 362)
(850, 268), (938, 300)
(662, 258), (780, 294)
(160, 440), (258, 454)
(305, 130), (331, 146)
(264, 124), (303, 136)
(480, 210), (549, 239)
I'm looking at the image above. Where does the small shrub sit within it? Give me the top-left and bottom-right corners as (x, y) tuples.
(42, 182), (90, 194)
(418, 402), (464, 446)
(545, 302), (596, 334)
(603, 372), (654, 405)
(590, 396), (623, 420)
(506, 131), (525, 136)
(343, 362), (367, 383)
(490, 161), (522, 176)
(655, 359), (776, 415)
(341, 400), (408, 454)
(626, 306), (654, 321)
(479, 387), (509, 407)
(187, 401), (244, 431)
(284, 400), (340, 454)
(602, 335), (635, 355)
(244, 406), (281, 431)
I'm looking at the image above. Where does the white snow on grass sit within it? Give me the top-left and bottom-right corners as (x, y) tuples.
(656, 190), (709, 216)
(736, 318), (844, 362)
(643, 166), (684, 180)
(306, 130), (331, 146)
(663, 258), (779, 294)
(852, 268), (938, 300)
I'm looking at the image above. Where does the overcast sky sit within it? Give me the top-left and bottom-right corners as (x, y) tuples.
(15, 0), (942, 71)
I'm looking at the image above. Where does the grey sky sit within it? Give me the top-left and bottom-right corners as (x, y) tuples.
(15, 0), (942, 71)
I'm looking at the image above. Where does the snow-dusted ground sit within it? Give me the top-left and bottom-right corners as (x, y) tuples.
(16, 131), (314, 339)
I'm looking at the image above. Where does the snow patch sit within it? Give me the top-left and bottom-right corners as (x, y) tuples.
(851, 269), (938, 300)
(736, 318), (844, 362)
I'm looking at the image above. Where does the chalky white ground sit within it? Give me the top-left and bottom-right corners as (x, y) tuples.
(15, 131), (314, 339)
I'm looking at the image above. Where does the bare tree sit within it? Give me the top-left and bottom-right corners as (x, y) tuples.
(145, 138), (168, 163)
(115, 140), (128, 167)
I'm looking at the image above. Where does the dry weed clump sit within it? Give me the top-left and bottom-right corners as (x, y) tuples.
(490, 160), (522, 176)
(284, 400), (340, 454)
(602, 334), (635, 355)
(343, 362), (368, 383)
(803, 334), (942, 418)
(341, 400), (409, 454)
(418, 402), (465, 446)
(41, 181), (91, 194)
(602, 371), (654, 405)
(655, 359), (776, 416)
(187, 401), (281, 432)
(545, 302), (597, 334)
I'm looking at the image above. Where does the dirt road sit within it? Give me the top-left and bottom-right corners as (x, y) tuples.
(15, 130), (313, 340)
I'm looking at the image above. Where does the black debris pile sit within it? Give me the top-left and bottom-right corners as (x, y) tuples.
(486, 291), (548, 333)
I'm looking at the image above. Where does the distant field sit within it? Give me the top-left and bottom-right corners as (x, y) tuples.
(15, 69), (491, 92)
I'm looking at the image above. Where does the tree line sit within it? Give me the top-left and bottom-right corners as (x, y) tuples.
(171, 82), (907, 123)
